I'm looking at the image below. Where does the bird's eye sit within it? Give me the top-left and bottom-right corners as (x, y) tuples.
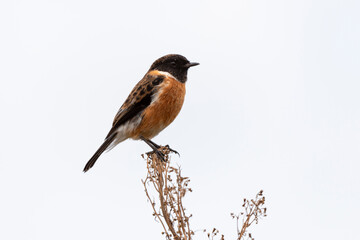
(170, 61), (176, 66)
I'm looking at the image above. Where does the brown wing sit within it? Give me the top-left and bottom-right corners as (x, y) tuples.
(104, 73), (165, 139)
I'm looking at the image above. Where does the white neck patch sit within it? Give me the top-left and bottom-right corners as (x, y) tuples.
(156, 70), (177, 81)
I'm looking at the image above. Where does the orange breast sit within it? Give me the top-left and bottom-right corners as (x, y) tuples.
(130, 72), (186, 139)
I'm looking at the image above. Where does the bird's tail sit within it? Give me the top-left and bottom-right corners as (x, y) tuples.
(83, 133), (117, 172)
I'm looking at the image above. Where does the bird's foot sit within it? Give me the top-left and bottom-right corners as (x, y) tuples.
(145, 145), (180, 161)
(164, 145), (180, 157)
(146, 148), (166, 162)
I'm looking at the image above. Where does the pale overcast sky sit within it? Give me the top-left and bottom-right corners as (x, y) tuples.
(1, 0), (359, 239)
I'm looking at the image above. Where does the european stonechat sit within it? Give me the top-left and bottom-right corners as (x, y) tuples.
(83, 54), (199, 172)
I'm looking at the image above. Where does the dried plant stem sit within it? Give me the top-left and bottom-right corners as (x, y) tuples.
(142, 147), (193, 240)
(157, 165), (180, 240)
(142, 179), (170, 238)
(238, 213), (250, 239)
(232, 191), (267, 240)
(142, 147), (267, 240)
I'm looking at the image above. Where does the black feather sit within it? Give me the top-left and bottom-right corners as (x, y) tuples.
(105, 92), (152, 139)
(83, 133), (117, 172)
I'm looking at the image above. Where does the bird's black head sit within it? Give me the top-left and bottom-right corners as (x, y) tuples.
(149, 54), (199, 83)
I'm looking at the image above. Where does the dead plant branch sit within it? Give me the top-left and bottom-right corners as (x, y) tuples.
(142, 147), (267, 240)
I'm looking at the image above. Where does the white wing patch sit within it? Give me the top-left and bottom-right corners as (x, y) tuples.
(106, 115), (142, 151)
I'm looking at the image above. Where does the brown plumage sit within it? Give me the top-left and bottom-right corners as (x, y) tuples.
(130, 70), (186, 139)
(83, 54), (199, 172)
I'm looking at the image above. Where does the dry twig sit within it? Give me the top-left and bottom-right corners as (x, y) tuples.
(230, 190), (267, 240)
(142, 147), (193, 240)
(142, 148), (267, 240)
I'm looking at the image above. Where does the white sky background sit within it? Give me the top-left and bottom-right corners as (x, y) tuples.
(1, 0), (359, 239)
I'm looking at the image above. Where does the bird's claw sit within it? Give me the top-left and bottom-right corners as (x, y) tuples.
(164, 145), (180, 156)
(145, 145), (180, 161)
(146, 149), (166, 162)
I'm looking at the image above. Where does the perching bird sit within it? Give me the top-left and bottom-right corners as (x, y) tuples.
(83, 54), (199, 172)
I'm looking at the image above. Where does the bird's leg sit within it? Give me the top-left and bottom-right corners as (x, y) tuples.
(147, 139), (180, 156)
(140, 137), (165, 161)
(147, 139), (161, 149)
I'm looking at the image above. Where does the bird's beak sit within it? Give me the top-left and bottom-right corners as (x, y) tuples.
(184, 62), (199, 68)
